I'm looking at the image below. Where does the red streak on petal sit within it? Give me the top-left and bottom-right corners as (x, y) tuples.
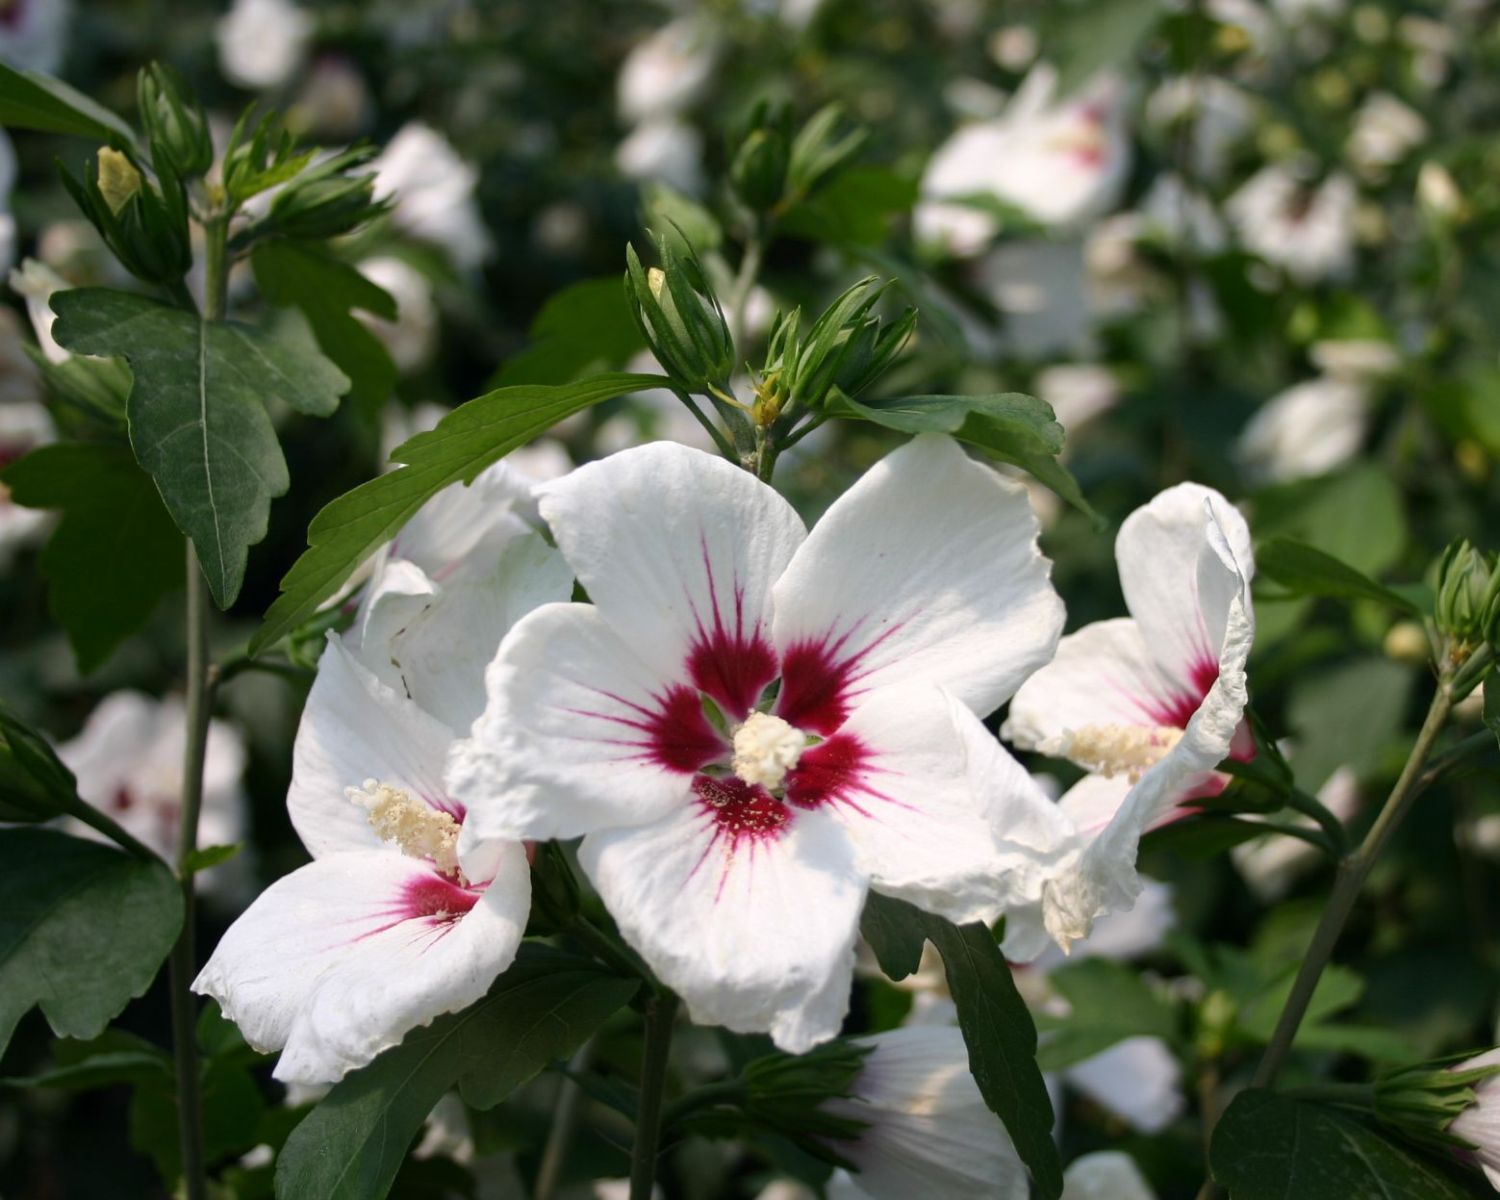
(685, 537), (777, 717)
(649, 685), (727, 772)
(785, 733), (874, 812)
(401, 872), (482, 923)
(693, 774), (789, 844)
(776, 621), (908, 736)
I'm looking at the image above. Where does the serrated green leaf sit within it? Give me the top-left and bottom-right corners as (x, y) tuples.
(0, 61), (139, 147)
(250, 372), (671, 653)
(1210, 1090), (1477, 1199)
(827, 391), (1094, 518)
(3, 442), (182, 672)
(49, 288), (349, 608)
(274, 945), (638, 1200)
(252, 239), (397, 421)
(1256, 538), (1421, 614)
(0, 828), (182, 1056)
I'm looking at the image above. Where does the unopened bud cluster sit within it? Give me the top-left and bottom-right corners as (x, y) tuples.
(729, 102), (867, 219)
(624, 233), (733, 394)
(1434, 539), (1500, 656)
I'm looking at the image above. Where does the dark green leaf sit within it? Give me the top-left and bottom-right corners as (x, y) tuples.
(1287, 657), (1413, 793)
(0, 62), (139, 146)
(779, 166), (917, 247)
(1035, 959), (1177, 1070)
(0, 702), (82, 823)
(3, 442), (182, 672)
(492, 278), (647, 387)
(24, 343), (131, 426)
(0, 828), (183, 1055)
(49, 288), (349, 607)
(182, 843), (242, 874)
(132, 1055), (268, 1185)
(251, 372), (670, 653)
(1046, 0), (1164, 97)
(1484, 676), (1499, 749)
(859, 890), (929, 981)
(252, 239), (397, 421)
(827, 392), (1093, 518)
(274, 946), (638, 1200)
(1210, 1090), (1476, 1199)
(1256, 538), (1421, 614)
(1253, 464), (1408, 580)
(1, 1029), (171, 1091)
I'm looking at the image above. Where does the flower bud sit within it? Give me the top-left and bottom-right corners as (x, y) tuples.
(138, 63), (213, 179)
(1373, 1050), (1500, 1177)
(266, 171), (381, 240)
(784, 104), (867, 209)
(729, 103), (792, 216)
(624, 235), (733, 393)
(740, 1038), (872, 1164)
(96, 148), (142, 216)
(1434, 540), (1500, 650)
(764, 278), (915, 415)
(60, 150), (192, 287)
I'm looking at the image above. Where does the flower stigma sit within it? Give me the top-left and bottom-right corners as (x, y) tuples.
(346, 778), (462, 876)
(1056, 724), (1185, 782)
(731, 711), (807, 792)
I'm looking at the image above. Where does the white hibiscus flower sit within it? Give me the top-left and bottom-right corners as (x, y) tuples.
(449, 435), (1067, 1050)
(372, 123), (493, 272)
(216, 0), (312, 91)
(1236, 376), (1369, 484)
(1001, 484), (1256, 952)
(0, 0), (70, 75)
(1228, 165), (1357, 284)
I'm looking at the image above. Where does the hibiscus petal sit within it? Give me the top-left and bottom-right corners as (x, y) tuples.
(771, 435), (1063, 729)
(290, 635), (458, 858)
(790, 685), (1049, 925)
(193, 846), (529, 1084)
(361, 532), (573, 734)
(388, 460), (537, 582)
(1064, 1036), (1185, 1135)
(449, 603), (714, 844)
(578, 801), (864, 1053)
(1002, 617), (1199, 759)
(1116, 482), (1253, 688)
(536, 442), (806, 716)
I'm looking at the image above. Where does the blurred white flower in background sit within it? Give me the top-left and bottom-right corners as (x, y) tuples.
(0, 0), (70, 74)
(372, 122), (493, 272)
(1138, 173), (1228, 255)
(0, 132), (14, 279)
(10, 256), (72, 364)
(615, 118), (706, 195)
(1234, 765), (1360, 900)
(1228, 165), (1357, 284)
(1061, 1151), (1158, 1199)
(1236, 375), (1369, 483)
(216, 0), (313, 91)
(617, 16), (719, 123)
(917, 64), (1132, 255)
(58, 691), (248, 882)
(821, 1027), (1029, 1199)
(1347, 92), (1428, 176)
(0, 390), (53, 562)
(976, 239), (1095, 358)
(356, 255), (438, 373)
(1034, 363), (1120, 434)
(1146, 76), (1256, 183)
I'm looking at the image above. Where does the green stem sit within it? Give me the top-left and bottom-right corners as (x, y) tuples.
(167, 214), (229, 1200)
(1282, 787), (1348, 854)
(1248, 681), (1454, 1092)
(629, 990), (679, 1200)
(63, 795), (164, 863)
(534, 1039), (596, 1200)
(669, 386), (738, 462)
(728, 232), (765, 355)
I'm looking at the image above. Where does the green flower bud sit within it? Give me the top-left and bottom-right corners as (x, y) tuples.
(1434, 540), (1500, 649)
(624, 235), (733, 394)
(784, 104), (867, 209)
(764, 278), (915, 415)
(1374, 1052), (1500, 1155)
(138, 63), (213, 179)
(266, 171), (381, 240)
(729, 103), (792, 216)
(60, 149), (192, 287)
(740, 1039), (873, 1166)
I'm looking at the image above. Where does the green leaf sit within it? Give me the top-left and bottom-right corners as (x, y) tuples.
(492, 278), (648, 387)
(252, 239), (397, 421)
(863, 897), (1062, 1198)
(1287, 657), (1413, 793)
(859, 890), (929, 981)
(1238, 963), (1364, 1042)
(1256, 538), (1421, 615)
(1484, 676), (1500, 749)
(1253, 464), (1408, 580)
(275, 945), (638, 1200)
(0, 62), (139, 146)
(49, 288), (349, 608)
(779, 166), (917, 247)
(1, 1029), (171, 1091)
(181, 843), (242, 874)
(1035, 959), (1178, 1070)
(1210, 1090), (1476, 1199)
(0, 828), (183, 1056)
(1045, 0), (1164, 98)
(3, 442), (182, 672)
(251, 372), (670, 653)
(827, 392), (1094, 518)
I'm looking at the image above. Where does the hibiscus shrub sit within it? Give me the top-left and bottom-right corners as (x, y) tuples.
(2, 4), (1500, 1200)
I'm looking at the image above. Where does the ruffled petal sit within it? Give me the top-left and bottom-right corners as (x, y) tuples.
(772, 435), (1063, 730)
(578, 801), (863, 1053)
(360, 531), (573, 733)
(536, 442), (806, 716)
(289, 635), (458, 858)
(1115, 482), (1253, 688)
(194, 845), (529, 1085)
(449, 603), (718, 845)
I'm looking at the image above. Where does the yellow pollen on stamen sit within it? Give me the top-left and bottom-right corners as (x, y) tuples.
(731, 712), (807, 792)
(1058, 724), (1184, 783)
(346, 778), (462, 876)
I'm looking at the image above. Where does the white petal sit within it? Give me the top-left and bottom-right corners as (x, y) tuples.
(578, 801), (863, 1053)
(450, 603), (713, 845)
(290, 635), (458, 858)
(822, 1026), (1029, 1200)
(788, 686), (1016, 924)
(1003, 618), (1204, 757)
(1061, 1152), (1159, 1200)
(772, 435), (1063, 725)
(537, 442), (806, 714)
(194, 846), (529, 1084)
(1064, 1036), (1184, 1134)
(361, 531), (573, 733)
(1116, 483), (1254, 685)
